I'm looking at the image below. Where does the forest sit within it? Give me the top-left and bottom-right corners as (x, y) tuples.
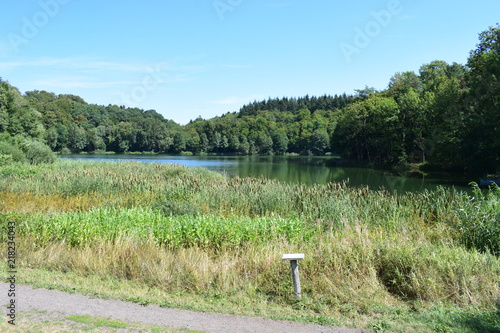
(0, 24), (498, 174)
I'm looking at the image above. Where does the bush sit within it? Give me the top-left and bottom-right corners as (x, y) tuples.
(24, 140), (56, 165)
(0, 141), (27, 163)
(60, 147), (72, 155)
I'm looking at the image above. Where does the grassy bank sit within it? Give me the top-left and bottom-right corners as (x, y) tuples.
(1, 160), (499, 332)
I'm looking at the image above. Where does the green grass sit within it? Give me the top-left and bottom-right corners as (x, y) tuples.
(0, 309), (201, 332)
(0, 159), (499, 332)
(65, 315), (129, 329)
(16, 209), (310, 249)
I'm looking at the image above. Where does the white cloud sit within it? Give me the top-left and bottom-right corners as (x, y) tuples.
(0, 57), (146, 72)
(3, 56), (201, 94)
(29, 77), (141, 89)
(0, 57), (207, 77)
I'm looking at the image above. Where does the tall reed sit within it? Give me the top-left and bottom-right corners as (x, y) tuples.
(0, 159), (499, 328)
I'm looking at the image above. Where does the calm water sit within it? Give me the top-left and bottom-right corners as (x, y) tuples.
(60, 155), (475, 193)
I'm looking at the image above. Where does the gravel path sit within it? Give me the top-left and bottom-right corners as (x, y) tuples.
(1, 282), (373, 333)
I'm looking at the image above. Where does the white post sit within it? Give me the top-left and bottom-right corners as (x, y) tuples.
(282, 253), (304, 298)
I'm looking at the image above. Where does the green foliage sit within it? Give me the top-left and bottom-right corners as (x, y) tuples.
(0, 81), (44, 139)
(311, 129), (330, 155)
(185, 107), (340, 156)
(22, 140), (56, 165)
(457, 183), (500, 255)
(172, 132), (187, 153)
(238, 94), (353, 116)
(25, 91), (180, 154)
(0, 133), (54, 165)
(463, 24), (500, 174)
(333, 95), (402, 164)
(0, 153), (13, 166)
(0, 140), (27, 163)
(272, 131), (289, 155)
(16, 207), (309, 249)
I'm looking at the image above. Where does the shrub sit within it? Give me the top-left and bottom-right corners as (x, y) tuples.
(60, 147), (72, 155)
(0, 141), (27, 163)
(90, 149), (106, 154)
(24, 140), (56, 165)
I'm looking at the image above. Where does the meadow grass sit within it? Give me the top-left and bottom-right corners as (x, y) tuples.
(0, 159), (499, 332)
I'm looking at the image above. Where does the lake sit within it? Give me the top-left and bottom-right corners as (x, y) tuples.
(60, 154), (475, 193)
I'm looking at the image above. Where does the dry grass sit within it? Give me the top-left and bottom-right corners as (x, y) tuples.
(1, 159), (499, 332)
(14, 223), (499, 309)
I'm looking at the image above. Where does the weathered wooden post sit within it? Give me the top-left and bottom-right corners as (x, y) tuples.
(282, 253), (304, 298)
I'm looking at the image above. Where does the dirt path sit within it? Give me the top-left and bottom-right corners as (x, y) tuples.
(1, 282), (373, 333)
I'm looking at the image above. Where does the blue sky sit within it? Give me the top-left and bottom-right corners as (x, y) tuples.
(1, 0), (499, 124)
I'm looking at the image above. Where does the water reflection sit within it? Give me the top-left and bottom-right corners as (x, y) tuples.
(60, 155), (473, 193)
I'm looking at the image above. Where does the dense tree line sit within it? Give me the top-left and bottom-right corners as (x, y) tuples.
(0, 25), (498, 173)
(0, 81), (185, 161)
(185, 25), (499, 174)
(24, 90), (184, 154)
(238, 94), (354, 117)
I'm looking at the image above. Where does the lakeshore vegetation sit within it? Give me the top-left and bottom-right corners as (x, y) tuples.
(1, 159), (499, 332)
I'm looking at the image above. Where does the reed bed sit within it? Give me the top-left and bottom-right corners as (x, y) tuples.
(0, 159), (499, 332)
(0, 160), (471, 226)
